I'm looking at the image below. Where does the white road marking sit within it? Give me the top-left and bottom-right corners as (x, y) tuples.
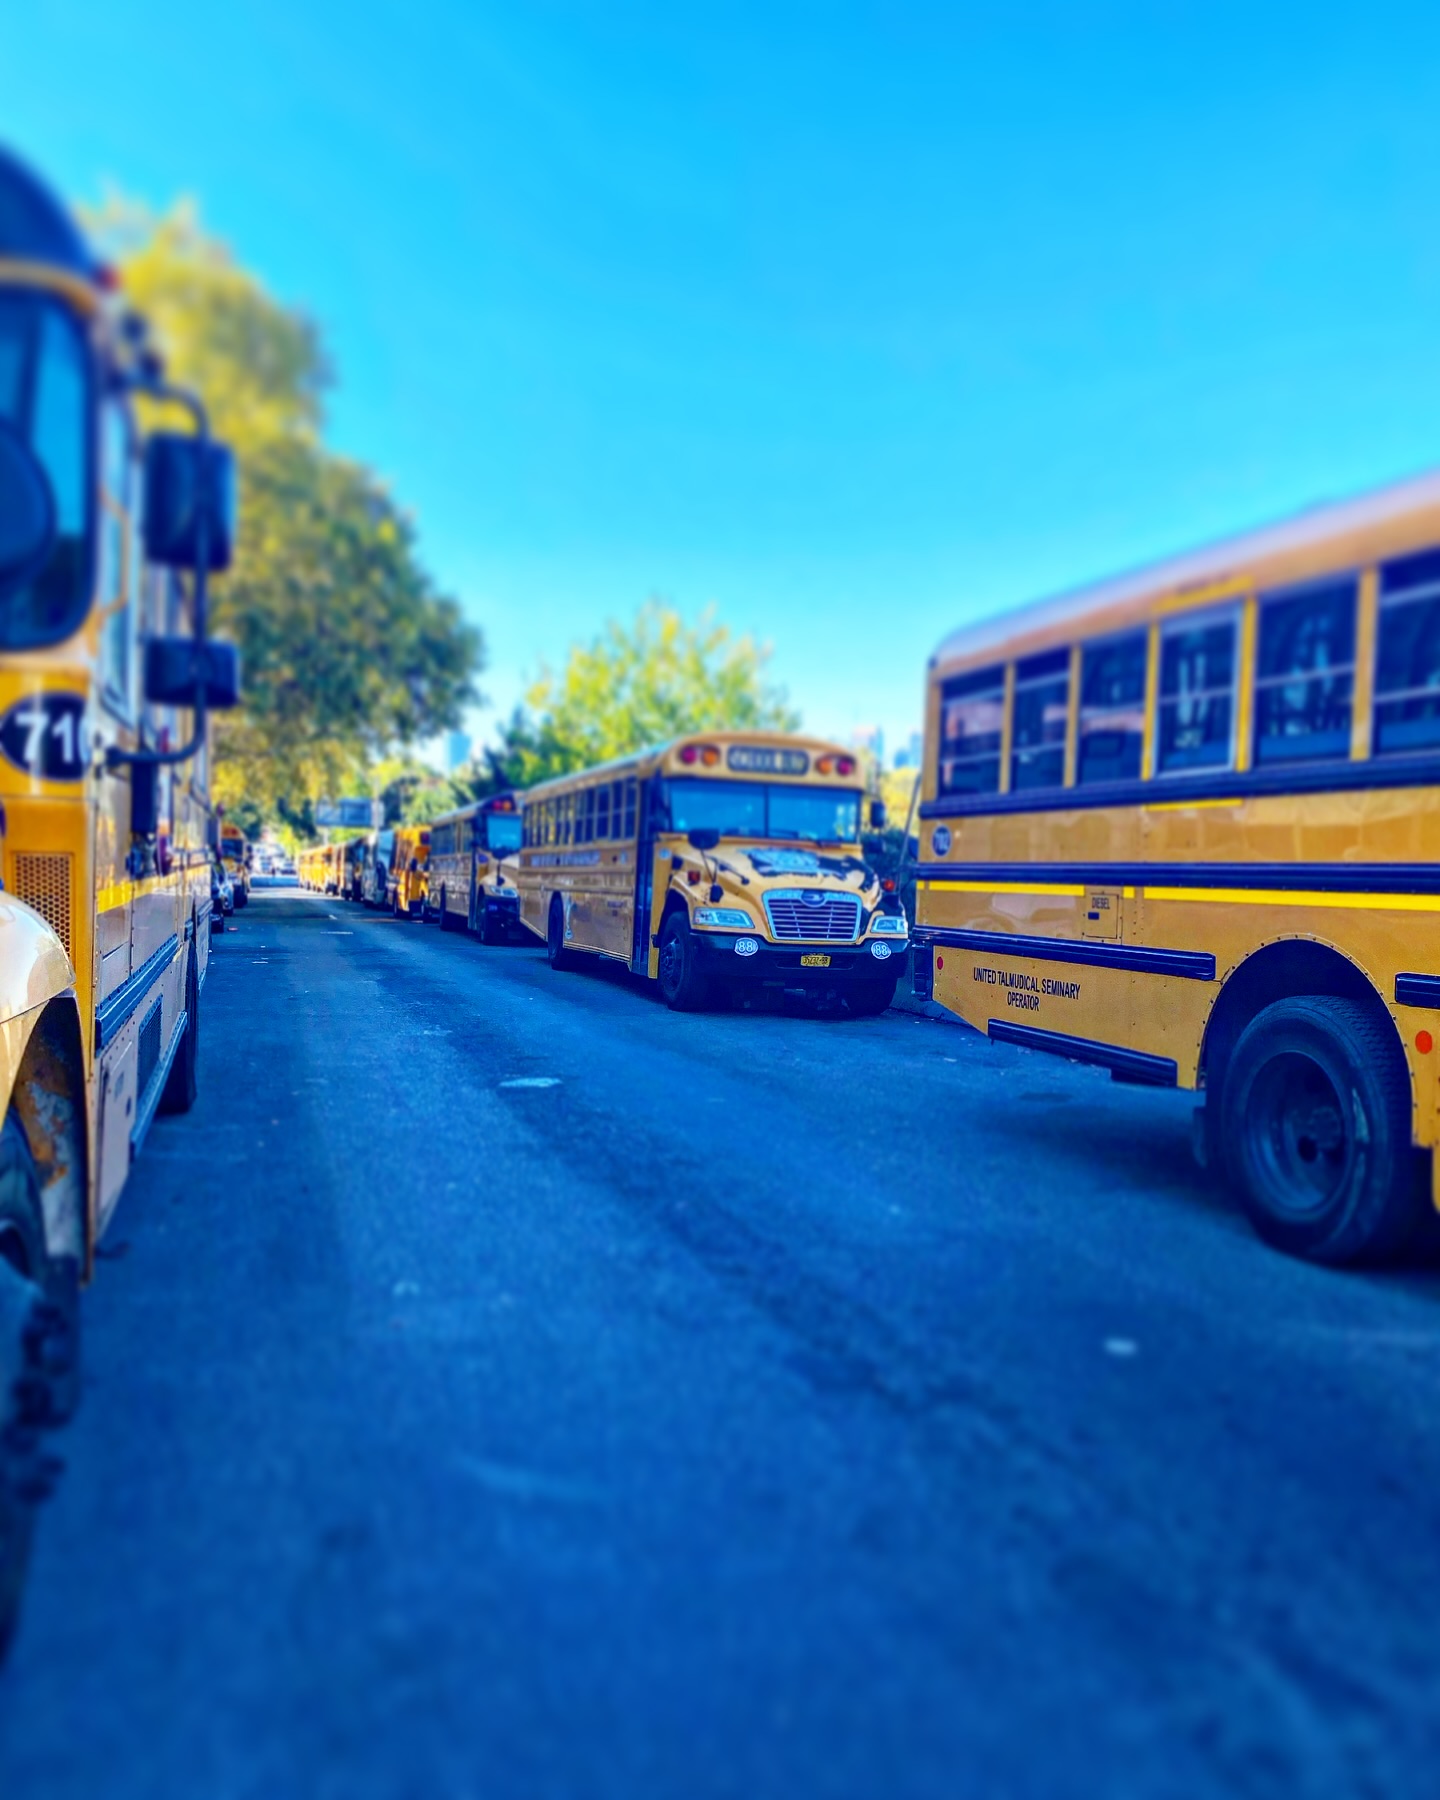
(1104, 1338), (1139, 1359)
(499, 1077), (561, 1089)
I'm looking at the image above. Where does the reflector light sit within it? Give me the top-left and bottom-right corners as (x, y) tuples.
(1418, 1030), (1434, 1055)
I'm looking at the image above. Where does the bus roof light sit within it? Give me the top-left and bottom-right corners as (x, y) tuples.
(837, 756), (856, 776)
(679, 746), (698, 765)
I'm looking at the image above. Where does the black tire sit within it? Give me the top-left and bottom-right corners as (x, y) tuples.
(657, 910), (711, 1012)
(480, 908), (502, 946)
(438, 889), (460, 933)
(159, 940), (200, 1115)
(391, 889), (402, 919)
(0, 1114), (48, 1665)
(234, 887), (247, 911)
(547, 897), (577, 972)
(1222, 995), (1422, 1264)
(846, 977), (898, 1018)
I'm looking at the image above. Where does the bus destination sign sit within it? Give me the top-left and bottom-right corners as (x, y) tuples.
(726, 746), (810, 776)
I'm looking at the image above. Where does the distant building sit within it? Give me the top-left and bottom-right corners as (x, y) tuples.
(444, 731), (472, 774)
(893, 731), (923, 770)
(849, 725), (884, 766)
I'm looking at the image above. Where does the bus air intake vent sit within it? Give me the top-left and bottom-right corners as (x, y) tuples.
(763, 891), (861, 943)
(12, 852), (72, 957)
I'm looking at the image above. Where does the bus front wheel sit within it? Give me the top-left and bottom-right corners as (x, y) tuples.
(0, 1115), (50, 1664)
(846, 977), (897, 1018)
(657, 912), (711, 1012)
(1222, 995), (1422, 1265)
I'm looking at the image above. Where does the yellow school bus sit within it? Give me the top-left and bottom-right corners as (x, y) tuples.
(915, 469), (1440, 1264)
(218, 823), (249, 909)
(0, 147), (239, 1641)
(515, 734), (905, 1011)
(296, 845), (328, 891)
(426, 793), (522, 940)
(387, 826), (430, 917)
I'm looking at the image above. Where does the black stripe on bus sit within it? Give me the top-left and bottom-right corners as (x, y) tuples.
(1396, 974), (1440, 1008)
(987, 1020), (1178, 1087)
(95, 933), (179, 1050)
(914, 926), (1215, 981)
(913, 861), (1440, 895)
(917, 750), (1440, 821)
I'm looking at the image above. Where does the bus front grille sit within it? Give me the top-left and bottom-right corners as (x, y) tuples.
(12, 852), (73, 957)
(763, 892), (861, 942)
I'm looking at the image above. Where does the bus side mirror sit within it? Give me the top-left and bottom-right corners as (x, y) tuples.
(144, 637), (241, 710)
(143, 433), (236, 572)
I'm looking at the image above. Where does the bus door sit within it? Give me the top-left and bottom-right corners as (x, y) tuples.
(631, 776), (664, 976)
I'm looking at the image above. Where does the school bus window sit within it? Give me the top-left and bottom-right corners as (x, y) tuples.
(1156, 607), (1239, 775)
(1010, 648), (1070, 791)
(596, 782), (611, 840)
(0, 292), (93, 647)
(1077, 631), (1147, 784)
(938, 663), (1004, 796)
(623, 777), (638, 837)
(1373, 548), (1440, 756)
(1253, 580), (1356, 764)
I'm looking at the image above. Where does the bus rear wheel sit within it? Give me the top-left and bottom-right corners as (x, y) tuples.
(159, 942), (200, 1115)
(438, 889), (460, 933)
(547, 897), (577, 972)
(1222, 995), (1422, 1265)
(658, 912), (711, 1011)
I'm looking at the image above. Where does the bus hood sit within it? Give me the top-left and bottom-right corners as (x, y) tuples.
(684, 843), (882, 906)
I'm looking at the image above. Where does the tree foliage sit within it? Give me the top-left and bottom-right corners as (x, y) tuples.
(97, 202), (483, 813)
(493, 601), (798, 788)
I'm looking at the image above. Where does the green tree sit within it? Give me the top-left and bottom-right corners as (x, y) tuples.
(497, 601), (798, 786)
(96, 201), (483, 815)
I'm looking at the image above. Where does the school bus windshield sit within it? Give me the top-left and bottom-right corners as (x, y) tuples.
(663, 778), (861, 842)
(0, 289), (92, 646)
(485, 813), (522, 853)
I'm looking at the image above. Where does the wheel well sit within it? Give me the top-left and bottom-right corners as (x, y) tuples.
(10, 998), (88, 1273)
(1201, 939), (1402, 1104)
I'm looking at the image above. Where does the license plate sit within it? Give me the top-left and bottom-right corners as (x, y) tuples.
(800, 953), (831, 968)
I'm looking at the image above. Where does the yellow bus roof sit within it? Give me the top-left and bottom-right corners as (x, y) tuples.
(932, 464), (1440, 676)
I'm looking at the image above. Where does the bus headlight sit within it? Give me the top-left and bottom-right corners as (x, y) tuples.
(870, 941), (893, 960)
(695, 907), (752, 928)
(734, 937), (759, 957)
(870, 914), (908, 936)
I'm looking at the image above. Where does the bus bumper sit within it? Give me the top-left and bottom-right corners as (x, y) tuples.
(690, 934), (907, 986)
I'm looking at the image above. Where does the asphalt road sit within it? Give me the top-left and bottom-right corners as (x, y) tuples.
(3, 890), (1440, 1799)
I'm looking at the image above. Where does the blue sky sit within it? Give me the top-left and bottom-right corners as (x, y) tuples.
(8, 2), (1440, 761)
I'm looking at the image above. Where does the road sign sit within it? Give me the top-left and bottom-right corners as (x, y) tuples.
(316, 797), (378, 830)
